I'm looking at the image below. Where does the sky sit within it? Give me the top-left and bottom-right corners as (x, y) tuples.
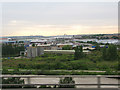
(2, 2), (118, 36)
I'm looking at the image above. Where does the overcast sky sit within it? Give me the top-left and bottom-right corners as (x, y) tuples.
(2, 2), (118, 36)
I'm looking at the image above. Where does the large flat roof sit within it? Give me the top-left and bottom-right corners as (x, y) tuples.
(44, 50), (89, 53)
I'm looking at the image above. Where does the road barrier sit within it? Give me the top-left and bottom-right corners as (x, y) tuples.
(1, 75), (120, 89)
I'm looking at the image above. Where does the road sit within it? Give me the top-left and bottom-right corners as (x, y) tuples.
(7, 69), (107, 73)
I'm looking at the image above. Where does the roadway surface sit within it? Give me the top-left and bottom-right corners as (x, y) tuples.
(7, 69), (107, 73)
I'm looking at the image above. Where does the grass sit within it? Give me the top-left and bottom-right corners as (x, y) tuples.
(2, 51), (119, 75)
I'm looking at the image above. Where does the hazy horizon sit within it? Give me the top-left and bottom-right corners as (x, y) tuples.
(2, 2), (118, 36)
(1, 33), (119, 37)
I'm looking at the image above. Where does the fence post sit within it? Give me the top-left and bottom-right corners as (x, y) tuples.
(97, 75), (101, 88)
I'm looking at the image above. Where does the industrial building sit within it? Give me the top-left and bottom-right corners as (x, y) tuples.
(27, 46), (44, 58)
(44, 50), (90, 54)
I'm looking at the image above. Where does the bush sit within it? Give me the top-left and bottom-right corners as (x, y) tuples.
(2, 77), (24, 88)
(59, 77), (75, 88)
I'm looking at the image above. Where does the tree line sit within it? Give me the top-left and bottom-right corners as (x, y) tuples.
(74, 44), (118, 61)
(2, 43), (25, 57)
(102, 44), (118, 61)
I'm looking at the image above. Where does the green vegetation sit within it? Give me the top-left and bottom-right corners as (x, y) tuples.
(2, 44), (25, 57)
(32, 43), (36, 47)
(112, 36), (119, 39)
(3, 69), (118, 75)
(2, 77), (24, 84)
(74, 46), (84, 60)
(2, 77), (76, 88)
(59, 77), (75, 88)
(2, 77), (24, 88)
(62, 45), (72, 50)
(102, 45), (118, 60)
(2, 44), (119, 75)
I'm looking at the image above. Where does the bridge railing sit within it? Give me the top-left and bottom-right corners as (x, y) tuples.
(1, 75), (120, 88)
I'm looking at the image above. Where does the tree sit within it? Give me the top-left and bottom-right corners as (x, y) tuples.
(44, 42), (47, 44)
(107, 45), (118, 60)
(102, 45), (118, 61)
(112, 36), (119, 39)
(95, 44), (100, 51)
(2, 77), (24, 88)
(59, 77), (75, 88)
(102, 46), (107, 60)
(32, 43), (36, 47)
(2, 77), (24, 84)
(2, 43), (25, 57)
(62, 45), (72, 50)
(74, 46), (84, 60)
